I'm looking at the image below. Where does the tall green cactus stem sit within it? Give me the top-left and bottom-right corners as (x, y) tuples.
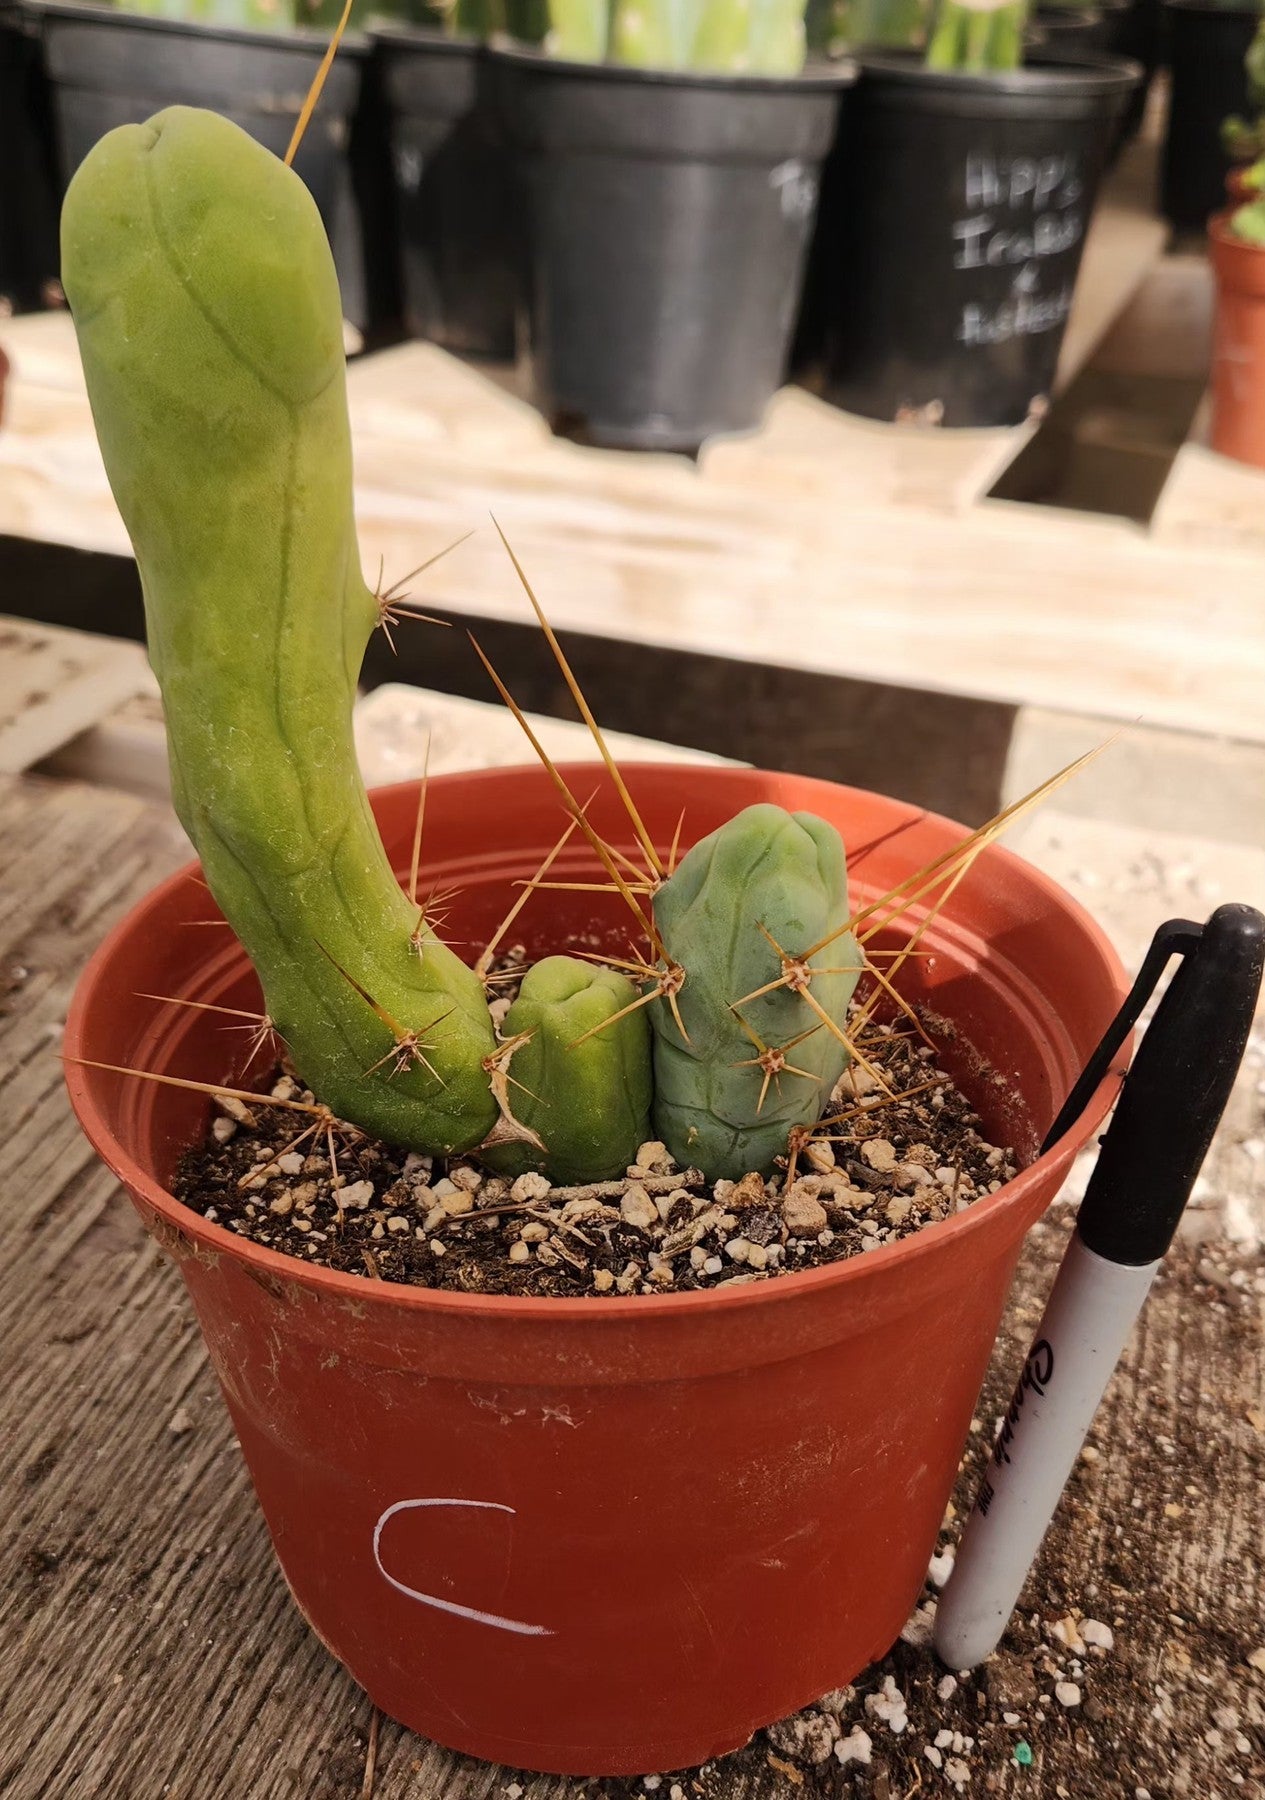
(649, 805), (862, 1180)
(926, 0), (1025, 70)
(483, 958), (654, 1182)
(59, 110), (506, 1156)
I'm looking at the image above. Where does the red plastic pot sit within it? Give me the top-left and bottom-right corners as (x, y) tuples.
(64, 764), (1127, 1776)
(1209, 212), (1265, 471)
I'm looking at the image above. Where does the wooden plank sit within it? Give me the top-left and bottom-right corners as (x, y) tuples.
(1, 161), (1259, 751)
(0, 617), (151, 774)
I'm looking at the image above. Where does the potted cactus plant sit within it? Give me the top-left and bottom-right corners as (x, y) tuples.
(803, 0), (1139, 425)
(26, 0), (368, 310)
(1209, 23), (1265, 465)
(59, 100), (1131, 1776)
(487, 0), (855, 451)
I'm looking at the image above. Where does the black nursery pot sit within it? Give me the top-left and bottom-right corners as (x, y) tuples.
(0, 0), (59, 313)
(492, 47), (853, 453)
(819, 51), (1138, 429)
(32, 2), (363, 250)
(374, 26), (519, 360)
(1030, 0), (1134, 56)
(1160, 0), (1258, 230)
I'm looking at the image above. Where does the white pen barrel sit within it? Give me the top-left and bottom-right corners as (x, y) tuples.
(933, 1232), (1160, 1672)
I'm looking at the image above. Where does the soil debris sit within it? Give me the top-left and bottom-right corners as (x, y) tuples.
(174, 1015), (1019, 1298)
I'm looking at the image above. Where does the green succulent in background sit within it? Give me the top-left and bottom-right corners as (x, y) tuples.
(925, 0), (1027, 71)
(540, 0), (807, 74)
(1223, 15), (1265, 165)
(806, 0), (929, 57)
(60, 106), (866, 1186)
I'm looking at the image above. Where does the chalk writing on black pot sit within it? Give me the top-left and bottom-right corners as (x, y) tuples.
(950, 153), (1088, 349)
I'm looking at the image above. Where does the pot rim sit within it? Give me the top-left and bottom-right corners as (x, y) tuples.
(64, 763), (1129, 1326)
(1162, 0), (1260, 13)
(485, 39), (858, 93)
(1209, 209), (1265, 286)
(24, 0), (370, 54)
(854, 45), (1142, 96)
(368, 20), (479, 54)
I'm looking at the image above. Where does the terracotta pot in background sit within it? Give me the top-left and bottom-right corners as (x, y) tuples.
(1209, 212), (1265, 470)
(64, 764), (1127, 1776)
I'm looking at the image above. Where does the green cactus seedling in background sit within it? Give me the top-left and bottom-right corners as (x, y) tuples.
(926, 0), (1027, 71)
(649, 805), (862, 1180)
(544, 0), (808, 73)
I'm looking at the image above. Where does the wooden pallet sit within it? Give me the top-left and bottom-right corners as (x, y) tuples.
(3, 133), (1264, 752)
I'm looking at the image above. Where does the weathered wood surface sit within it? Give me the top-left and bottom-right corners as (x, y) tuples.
(9, 135), (1265, 749)
(2, 768), (1263, 1799)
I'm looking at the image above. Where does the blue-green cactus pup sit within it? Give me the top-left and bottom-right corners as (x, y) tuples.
(650, 805), (861, 1180)
(60, 108), (499, 1155)
(484, 957), (653, 1182)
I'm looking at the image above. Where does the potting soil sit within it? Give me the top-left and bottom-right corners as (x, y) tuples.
(173, 981), (1019, 1299)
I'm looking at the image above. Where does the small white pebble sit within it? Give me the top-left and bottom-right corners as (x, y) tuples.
(592, 1268), (614, 1293)
(861, 1138), (897, 1172)
(937, 1673), (958, 1701)
(168, 1406), (194, 1436)
(925, 1745), (944, 1769)
(1003, 1711), (1021, 1726)
(429, 1240), (446, 1257)
(339, 1180), (374, 1212)
(449, 1166), (482, 1194)
(745, 1244), (769, 1270)
(424, 1204), (447, 1233)
(634, 1140), (670, 1173)
(620, 1184), (659, 1230)
(928, 1548), (955, 1588)
(834, 1726), (872, 1767)
(1055, 1681), (1082, 1708)
(215, 1094), (255, 1125)
(689, 1246), (707, 1270)
(277, 1152), (305, 1175)
(519, 1221), (549, 1243)
(1080, 1618), (1114, 1650)
(703, 1255), (723, 1276)
(211, 1116), (238, 1144)
(269, 1194), (293, 1216)
(508, 1241), (530, 1265)
(935, 1729), (954, 1749)
(642, 1777), (661, 1791)
(725, 1238), (751, 1264)
(511, 1172), (552, 1204)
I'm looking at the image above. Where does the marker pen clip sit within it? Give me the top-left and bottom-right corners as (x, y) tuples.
(933, 902), (1265, 1673)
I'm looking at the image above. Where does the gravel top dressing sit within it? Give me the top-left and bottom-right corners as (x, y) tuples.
(174, 989), (1020, 1296)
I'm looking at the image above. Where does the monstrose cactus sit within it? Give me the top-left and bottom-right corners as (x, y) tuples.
(60, 107), (862, 1185)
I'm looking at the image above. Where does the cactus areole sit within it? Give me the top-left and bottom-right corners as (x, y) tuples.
(61, 107), (863, 1186)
